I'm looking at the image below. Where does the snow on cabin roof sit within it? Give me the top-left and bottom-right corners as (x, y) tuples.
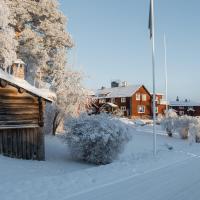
(170, 101), (200, 107)
(0, 69), (56, 102)
(96, 84), (143, 98)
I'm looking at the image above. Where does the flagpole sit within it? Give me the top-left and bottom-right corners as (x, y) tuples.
(164, 33), (168, 112)
(151, 0), (156, 156)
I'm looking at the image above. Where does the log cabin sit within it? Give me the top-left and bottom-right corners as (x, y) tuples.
(0, 60), (56, 160)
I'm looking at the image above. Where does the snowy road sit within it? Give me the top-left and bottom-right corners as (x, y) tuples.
(66, 157), (200, 200)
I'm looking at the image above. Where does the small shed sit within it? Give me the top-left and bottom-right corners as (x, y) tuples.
(0, 61), (55, 160)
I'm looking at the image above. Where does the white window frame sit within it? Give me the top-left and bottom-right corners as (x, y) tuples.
(137, 105), (145, 113)
(121, 97), (126, 103)
(142, 94), (147, 101)
(121, 106), (126, 111)
(136, 93), (140, 101)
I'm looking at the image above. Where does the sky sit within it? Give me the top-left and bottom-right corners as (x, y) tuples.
(59, 0), (200, 101)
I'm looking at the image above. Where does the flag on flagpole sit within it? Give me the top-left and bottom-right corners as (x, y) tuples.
(148, 0), (153, 39)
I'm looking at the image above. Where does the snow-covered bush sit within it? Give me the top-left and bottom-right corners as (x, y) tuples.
(65, 113), (133, 165)
(161, 109), (178, 137)
(189, 118), (200, 143)
(175, 116), (195, 139)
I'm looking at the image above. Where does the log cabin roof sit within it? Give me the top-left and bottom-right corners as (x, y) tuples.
(0, 69), (56, 102)
(95, 84), (144, 98)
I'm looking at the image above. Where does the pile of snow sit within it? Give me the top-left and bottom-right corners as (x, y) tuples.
(65, 114), (133, 165)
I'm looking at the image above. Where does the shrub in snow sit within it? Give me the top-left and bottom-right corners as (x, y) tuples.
(65, 113), (132, 165)
(189, 118), (200, 143)
(175, 116), (194, 139)
(161, 109), (178, 137)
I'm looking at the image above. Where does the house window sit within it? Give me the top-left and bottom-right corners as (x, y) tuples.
(136, 93), (140, 101)
(121, 97), (126, 103)
(111, 98), (115, 103)
(142, 94), (147, 101)
(179, 106), (184, 110)
(179, 111), (184, 115)
(137, 105), (145, 113)
(99, 98), (106, 104)
(121, 106), (126, 111)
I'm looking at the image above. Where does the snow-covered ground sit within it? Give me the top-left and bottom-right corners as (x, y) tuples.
(1, 120), (200, 200)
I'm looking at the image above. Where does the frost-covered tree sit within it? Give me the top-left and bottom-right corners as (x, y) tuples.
(45, 68), (91, 135)
(5, 0), (73, 82)
(65, 114), (133, 165)
(2, 0), (89, 135)
(0, 1), (17, 68)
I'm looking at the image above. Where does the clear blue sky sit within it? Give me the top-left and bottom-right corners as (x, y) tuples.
(59, 0), (200, 101)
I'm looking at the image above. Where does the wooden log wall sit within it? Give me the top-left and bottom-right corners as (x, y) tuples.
(0, 128), (44, 160)
(0, 85), (41, 127)
(0, 84), (45, 160)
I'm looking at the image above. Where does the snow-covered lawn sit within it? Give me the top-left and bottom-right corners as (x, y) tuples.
(1, 121), (200, 200)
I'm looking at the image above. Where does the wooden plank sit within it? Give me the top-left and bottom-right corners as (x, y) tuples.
(0, 114), (39, 120)
(0, 124), (39, 129)
(0, 95), (37, 100)
(0, 99), (37, 104)
(0, 110), (39, 115)
(0, 103), (38, 107)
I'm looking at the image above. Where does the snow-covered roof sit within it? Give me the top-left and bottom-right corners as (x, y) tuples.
(104, 102), (118, 108)
(170, 101), (200, 107)
(150, 92), (164, 96)
(96, 84), (143, 98)
(14, 59), (25, 65)
(0, 69), (56, 102)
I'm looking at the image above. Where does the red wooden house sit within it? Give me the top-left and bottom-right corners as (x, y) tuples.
(95, 83), (152, 119)
(94, 81), (168, 118)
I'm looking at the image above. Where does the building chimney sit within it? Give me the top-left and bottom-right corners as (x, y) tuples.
(121, 81), (127, 87)
(11, 59), (25, 79)
(111, 80), (120, 88)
